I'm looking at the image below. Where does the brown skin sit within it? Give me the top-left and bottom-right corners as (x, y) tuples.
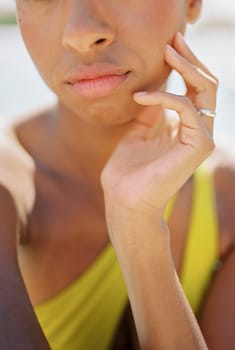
(0, 0), (234, 348)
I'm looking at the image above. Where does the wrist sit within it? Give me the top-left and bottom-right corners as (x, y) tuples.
(104, 196), (164, 230)
(106, 209), (171, 255)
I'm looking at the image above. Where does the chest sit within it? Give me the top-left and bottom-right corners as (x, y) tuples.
(18, 169), (111, 303)
(18, 171), (227, 306)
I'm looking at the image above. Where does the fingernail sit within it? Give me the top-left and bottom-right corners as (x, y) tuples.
(176, 32), (186, 44)
(177, 31), (184, 39)
(166, 44), (176, 53)
(134, 91), (148, 98)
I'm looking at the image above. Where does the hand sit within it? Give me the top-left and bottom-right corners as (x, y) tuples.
(101, 32), (217, 233)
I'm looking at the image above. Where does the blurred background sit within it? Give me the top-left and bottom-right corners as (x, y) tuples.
(0, 0), (235, 140)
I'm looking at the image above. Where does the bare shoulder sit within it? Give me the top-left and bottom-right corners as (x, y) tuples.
(205, 139), (235, 257)
(0, 119), (36, 228)
(196, 141), (235, 348)
(0, 106), (56, 232)
(198, 140), (235, 348)
(207, 138), (235, 199)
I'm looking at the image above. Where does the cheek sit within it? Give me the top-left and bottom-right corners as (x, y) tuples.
(133, 0), (185, 49)
(16, 5), (60, 89)
(122, 0), (186, 86)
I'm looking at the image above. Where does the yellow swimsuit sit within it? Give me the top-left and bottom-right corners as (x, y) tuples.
(34, 167), (219, 349)
(179, 167), (219, 313)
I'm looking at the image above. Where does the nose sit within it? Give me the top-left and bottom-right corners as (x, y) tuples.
(62, 2), (114, 54)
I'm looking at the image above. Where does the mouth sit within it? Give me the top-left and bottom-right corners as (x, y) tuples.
(65, 64), (131, 99)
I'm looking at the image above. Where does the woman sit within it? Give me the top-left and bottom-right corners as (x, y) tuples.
(0, 0), (234, 349)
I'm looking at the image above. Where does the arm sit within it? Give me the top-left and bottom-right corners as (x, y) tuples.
(101, 32), (217, 349)
(0, 187), (51, 349)
(108, 216), (207, 350)
(0, 131), (50, 349)
(199, 248), (235, 349)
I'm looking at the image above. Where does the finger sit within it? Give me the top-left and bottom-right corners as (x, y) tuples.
(134, 91), (201, 130)
(164, 45), (217, 132)
(165, 45), (217, 98)
(172, 32), (218, 83)
(133, 92), (215, 194)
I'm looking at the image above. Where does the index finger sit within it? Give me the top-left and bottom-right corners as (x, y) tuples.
(172, 32), (218, 84)
(164, 44), (217, 133)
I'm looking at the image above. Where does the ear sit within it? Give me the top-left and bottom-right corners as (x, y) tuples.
(186, 0), (203, 23)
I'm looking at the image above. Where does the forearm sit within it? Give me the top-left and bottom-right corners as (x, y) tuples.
(111, 216), (208, 350)
(0, 260), (51, 349)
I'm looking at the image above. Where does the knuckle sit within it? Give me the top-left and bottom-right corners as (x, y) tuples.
(212, 75), (219, 86)
(202, 136), (215, 155)
(208, 139), (216, 153)
(205, 77), (218, 91)
(181, 96), (193, 109)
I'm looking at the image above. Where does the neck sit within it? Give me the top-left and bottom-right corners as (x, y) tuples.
(46, 101), (166, 185)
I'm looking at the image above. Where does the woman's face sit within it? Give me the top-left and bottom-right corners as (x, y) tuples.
(16, 0), (193, 125)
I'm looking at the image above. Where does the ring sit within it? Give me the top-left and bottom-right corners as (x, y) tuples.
(198, 108), (216, 119)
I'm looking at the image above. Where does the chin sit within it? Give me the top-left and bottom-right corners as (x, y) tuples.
(83, 103), (141, 127)
(62, 92), (143, 127)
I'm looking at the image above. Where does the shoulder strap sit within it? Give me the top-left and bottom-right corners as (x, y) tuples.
(180, 166), (219, 314)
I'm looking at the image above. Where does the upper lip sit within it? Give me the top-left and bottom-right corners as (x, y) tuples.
(66, 63), (130, 84)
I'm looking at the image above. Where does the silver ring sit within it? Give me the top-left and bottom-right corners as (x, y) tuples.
(198, 108), (216, 119)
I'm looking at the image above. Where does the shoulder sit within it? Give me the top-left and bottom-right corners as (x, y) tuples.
(198, 239), (235, 349)
(196, 144), (235, 348)
(0, 121), (36, 230)
(205, 140), (235, 258)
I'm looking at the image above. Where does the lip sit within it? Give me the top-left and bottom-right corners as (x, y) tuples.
(66, 64), (130, 99)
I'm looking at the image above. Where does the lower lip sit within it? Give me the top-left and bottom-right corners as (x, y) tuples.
(67, 73), (129, 99)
